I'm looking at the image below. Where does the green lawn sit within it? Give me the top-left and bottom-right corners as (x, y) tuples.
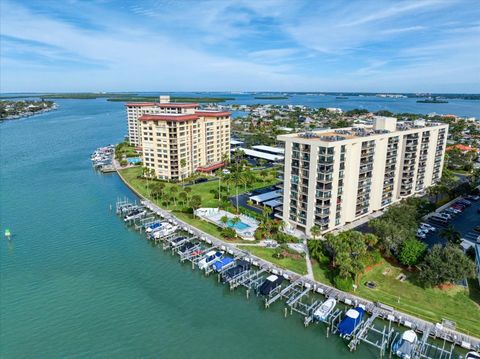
(245, 246), (307, 275)
(119, 166), (277, 241)
(120, 166), (279, 209)
(311, 256), (334, 286)
(355, 261), (480, 337)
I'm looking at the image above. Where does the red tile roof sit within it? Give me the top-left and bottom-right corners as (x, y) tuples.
(138, 114), (199, 122)
(126, 102), (199, 108)
(196, 162), (226, 172)
(446, 144), (479, 152)
(195, 111), (231, 117)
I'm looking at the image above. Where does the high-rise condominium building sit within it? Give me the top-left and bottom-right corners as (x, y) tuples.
(126, 96), (198, 147)
(125, 96), (231, 181)
(277, 117), (448, 236)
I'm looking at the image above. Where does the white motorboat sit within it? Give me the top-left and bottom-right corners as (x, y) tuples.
(466, 352), (480, 359)
(313, 298), (337, 322)
(152, 223), (177, 239)
(198, 250), (224, 270)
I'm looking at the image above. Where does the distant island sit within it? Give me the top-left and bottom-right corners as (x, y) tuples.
(253, 96), (289, 100)
(0, 100), (56, 120)
(107, 96), (235, 103)
(0, 93), (235, 103)
(416, 97), (449, 104)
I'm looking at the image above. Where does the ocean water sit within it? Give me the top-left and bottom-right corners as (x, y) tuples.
(0, 97), (476, 358)
(142, 92), (480, 118)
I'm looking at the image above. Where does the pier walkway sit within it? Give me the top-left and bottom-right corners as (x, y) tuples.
(114, 165), (479, 351)
(138, 198), (479, 351)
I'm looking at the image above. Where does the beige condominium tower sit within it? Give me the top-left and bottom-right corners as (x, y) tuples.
(277, 117), (448, 236)
(125, 96), (231, 181)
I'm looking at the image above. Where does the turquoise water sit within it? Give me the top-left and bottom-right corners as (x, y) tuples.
(0, 98), (475, 358)
(0, 99), (378, 358)
(127, 157), (141, 164)
(227, 219), (250, 230)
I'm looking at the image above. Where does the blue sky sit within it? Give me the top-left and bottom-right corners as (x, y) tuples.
(1, 0), (479, 93)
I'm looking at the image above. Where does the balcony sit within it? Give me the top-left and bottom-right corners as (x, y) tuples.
(359, 165), (373, 174)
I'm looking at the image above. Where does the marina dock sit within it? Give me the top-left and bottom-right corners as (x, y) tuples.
(114, 197), (480, 358)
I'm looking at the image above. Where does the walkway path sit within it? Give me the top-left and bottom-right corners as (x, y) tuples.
(304, 242), (314, 281)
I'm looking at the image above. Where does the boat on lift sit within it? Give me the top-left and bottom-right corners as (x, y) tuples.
(392, 330), (418, 358)
(313, 298), (337, 322)
(258, 275), (283, 296)
(337, 307), (364, 338)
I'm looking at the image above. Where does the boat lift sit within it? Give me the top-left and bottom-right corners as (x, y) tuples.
(134, 216), (155, 231)
(179, 243), (204, 263)
(331, 309), (365, 341)
(410, 327), (455, 359)
(112, 196), (479, 355)
(347, 312), (395, 357)
(229, 268), (266, 293)
(265, 278), (304, 308)
(170, 236), (194, 253)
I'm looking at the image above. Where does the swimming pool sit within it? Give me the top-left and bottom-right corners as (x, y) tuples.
(227, 219), (250, 230)
(127, 157), (141, 164)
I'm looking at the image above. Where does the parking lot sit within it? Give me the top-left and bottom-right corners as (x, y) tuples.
(422, 196), (480, 247)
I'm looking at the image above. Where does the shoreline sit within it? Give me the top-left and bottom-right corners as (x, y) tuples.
(0, 105), (58, 121)
(113, 165), (480, 347)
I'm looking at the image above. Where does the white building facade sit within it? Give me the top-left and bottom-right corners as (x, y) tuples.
(277, 117), (448, 236)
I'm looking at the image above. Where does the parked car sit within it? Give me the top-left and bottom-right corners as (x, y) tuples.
(429, 215), (449, 225)
(448, 207), (462, 214)
(420, 223), (436, 232)
(416, 230), (426, 239)
(458, 199), (472, 206)
(466, 195), (479, 201)
(444, 208), (459, 216)
(451, 204), (465, 211)
(437, 212), (452, 220)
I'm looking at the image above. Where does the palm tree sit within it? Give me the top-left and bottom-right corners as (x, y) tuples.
(247, 199), (254, 207)
(310, 225), (321, 240)
(190, 195), (202, 218)
(220, 215), (229, 228)
(170, 185), (179, 207)
(215, 169), (223, 204)
(231, 216), (241, 227)
(262, 205), (272, 221)
(184, 186), (192, 201)
(440, 224), (461, 244)
(179, 191), (188, 207)
(308, 239), (324, 260)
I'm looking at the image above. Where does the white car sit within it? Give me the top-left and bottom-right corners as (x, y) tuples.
(420, 223), (435, 232)
(447, 207), (461, 214)
(416, 230), (426, 239)
(437, 212), (452, 220)
(467, 195), (479, 201)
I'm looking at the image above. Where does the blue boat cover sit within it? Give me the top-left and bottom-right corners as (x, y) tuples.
(338, 307), (364, 335)
(212, 257), (234, 271)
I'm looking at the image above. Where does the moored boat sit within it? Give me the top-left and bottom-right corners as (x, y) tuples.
(337, 307), (364, 337)
(212, 256), (234, 272)
(466, 351), (480, 359)
(313, 298), (336, 322)
(392, 330), (418, 358)
(258, 274), (283, 296)
(198, 250), (224, 270)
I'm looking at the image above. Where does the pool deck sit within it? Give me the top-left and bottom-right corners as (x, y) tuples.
(195, 208), (259, 240)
